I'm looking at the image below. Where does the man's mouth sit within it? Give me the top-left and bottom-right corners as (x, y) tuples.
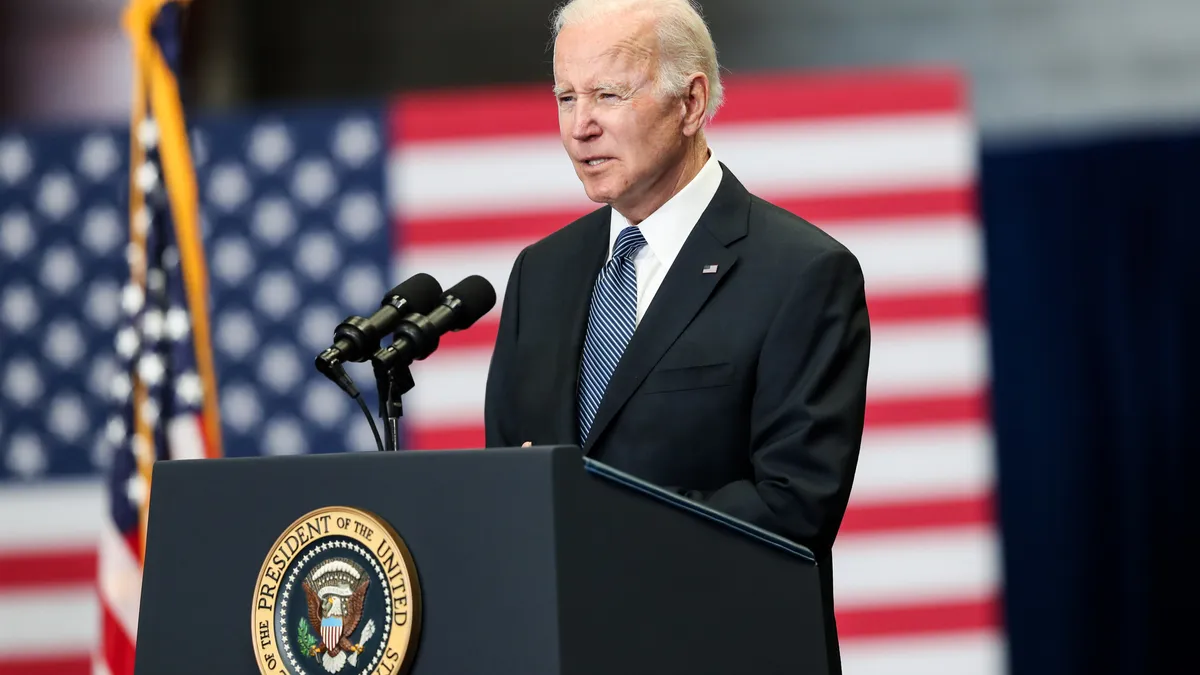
(583, 158), (611, 166)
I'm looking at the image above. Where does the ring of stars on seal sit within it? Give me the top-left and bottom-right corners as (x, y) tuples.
(279, 540), (393, 674)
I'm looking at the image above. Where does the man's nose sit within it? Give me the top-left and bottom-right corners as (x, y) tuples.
(571, 100), (600, 141)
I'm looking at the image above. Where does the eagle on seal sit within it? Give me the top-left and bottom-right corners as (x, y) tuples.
(302, 558), (370, 657)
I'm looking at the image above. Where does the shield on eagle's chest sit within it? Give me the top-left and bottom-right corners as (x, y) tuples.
(321, 617), (343, 651)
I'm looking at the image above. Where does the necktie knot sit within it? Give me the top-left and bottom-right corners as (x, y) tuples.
(612, 226), (647, 261)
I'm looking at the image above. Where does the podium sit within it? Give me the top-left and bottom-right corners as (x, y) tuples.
(133, 446), (831, 675)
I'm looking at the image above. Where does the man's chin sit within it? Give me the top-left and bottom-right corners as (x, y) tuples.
(580, 179), (620, 205)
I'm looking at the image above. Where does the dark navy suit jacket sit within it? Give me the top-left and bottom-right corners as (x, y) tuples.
(484, 165), (871, 671)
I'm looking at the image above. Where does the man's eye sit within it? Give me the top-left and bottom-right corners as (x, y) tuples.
(558, 96), (574, 104)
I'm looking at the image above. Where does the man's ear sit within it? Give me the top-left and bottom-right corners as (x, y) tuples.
(681, 73), (709, 136)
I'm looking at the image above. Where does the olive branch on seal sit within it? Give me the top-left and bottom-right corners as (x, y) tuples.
(296, 617), (319, 657)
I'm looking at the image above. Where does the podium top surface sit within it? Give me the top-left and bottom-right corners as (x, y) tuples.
(581, 457), (816, 563)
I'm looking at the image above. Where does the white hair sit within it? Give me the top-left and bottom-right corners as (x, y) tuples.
(551, 0), (725, 123)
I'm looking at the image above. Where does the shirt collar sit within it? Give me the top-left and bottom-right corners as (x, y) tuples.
(608, 150), (723, 267)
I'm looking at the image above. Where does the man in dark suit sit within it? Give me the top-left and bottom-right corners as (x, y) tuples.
(484, 0), (869, 669)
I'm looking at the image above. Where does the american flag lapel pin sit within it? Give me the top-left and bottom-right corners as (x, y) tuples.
(702, 264), (718, 274)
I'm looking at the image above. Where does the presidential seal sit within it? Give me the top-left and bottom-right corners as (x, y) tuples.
(252, 507), (420, 675)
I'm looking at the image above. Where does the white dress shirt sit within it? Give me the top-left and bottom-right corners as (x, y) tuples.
(608, 151), (723, 325)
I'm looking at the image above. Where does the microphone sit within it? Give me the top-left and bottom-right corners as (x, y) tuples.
(315, 273), (442, 395)
(371, 275), (497, 371)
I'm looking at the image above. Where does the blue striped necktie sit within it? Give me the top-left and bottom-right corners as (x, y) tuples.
(577, 225), (647, 445)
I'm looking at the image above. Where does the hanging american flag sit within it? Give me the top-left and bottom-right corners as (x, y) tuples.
(94, 1), (221, 674)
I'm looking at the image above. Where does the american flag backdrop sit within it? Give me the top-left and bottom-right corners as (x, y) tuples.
(392, 69), (1004, 673)
(0, 69), (1002, 673)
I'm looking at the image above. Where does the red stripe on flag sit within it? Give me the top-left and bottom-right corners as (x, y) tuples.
(392, 69), (963, 142)
(865, 391), (989, 429)
(0, 550), (97, 589)
(403, 390), (986, 451)
(102, 598), (138, 675)
(840, 494), (993, 535)
(395, 186), (974, 247)
(867, 289), (982, 323)
(0, 655), (90, 675)
(836, 596), (1000, 640)
(404, 424), (485, 451)
(714, 69), (965, 127)
(392, 83), (557, 142)
(124, 526), (142, 562)
(436, 320), (498, 351)
(398, 209), (588, 247)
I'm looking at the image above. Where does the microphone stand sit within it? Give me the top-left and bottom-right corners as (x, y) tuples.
(372, 357), (414, 452)
(369, 316), (438, 452)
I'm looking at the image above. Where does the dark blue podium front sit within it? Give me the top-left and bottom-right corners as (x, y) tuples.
(133, 445), (828, 675)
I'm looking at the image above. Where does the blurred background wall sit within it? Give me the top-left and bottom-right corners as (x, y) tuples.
(8, 0), (1200, 140)
(0, 0), (132, 124)
(2, 1), (1197, 674)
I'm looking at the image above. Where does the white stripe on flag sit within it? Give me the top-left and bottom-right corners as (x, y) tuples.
(851, 422), (994, 504)
(0, 480), (103, 549)
(830, 218), (983, 295)
(397, 240), (524, 320)
(98, 517), (143, 640)
(708, 115), (975, 197)
(864, 319), (987, 398)
(93, 657), (115, 675)
(0, 586), (98, 654)
(167, 413), (207, 461)
(841, 631), (1005, 675)
(832, 526), (998, 609)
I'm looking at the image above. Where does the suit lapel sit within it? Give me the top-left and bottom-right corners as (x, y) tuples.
(547, 208), (610, 445)
(582, 165), (751, 454)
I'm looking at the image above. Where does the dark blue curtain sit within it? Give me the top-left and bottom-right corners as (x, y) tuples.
(981, 126), (1200, 675)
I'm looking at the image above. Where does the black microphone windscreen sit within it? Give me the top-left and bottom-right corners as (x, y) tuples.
(446, 275), (497, 329)
(384, 273), (442, 314)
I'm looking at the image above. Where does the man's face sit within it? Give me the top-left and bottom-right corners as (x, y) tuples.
(553, 11), (687, 215)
